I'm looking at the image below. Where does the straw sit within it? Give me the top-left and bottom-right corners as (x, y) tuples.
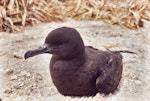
(0, 0), (150, 32)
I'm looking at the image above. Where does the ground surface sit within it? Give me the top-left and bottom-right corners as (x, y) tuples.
(0, 20), (150, 101)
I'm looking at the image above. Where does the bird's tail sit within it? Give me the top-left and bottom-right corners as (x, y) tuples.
(105, 48), (136, 54)
(113, 50), (136, 54)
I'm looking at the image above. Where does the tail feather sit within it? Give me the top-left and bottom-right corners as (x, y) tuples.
(105, 48), (136, 54)
(113, 50), (136, 54)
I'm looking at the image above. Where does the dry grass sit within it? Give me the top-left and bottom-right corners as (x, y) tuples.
(0, 0), (150, 32)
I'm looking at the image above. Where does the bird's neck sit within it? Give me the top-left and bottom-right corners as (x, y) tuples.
(53, 48), (86, 66)
(71, 44), (86, 65)
(71, 50), (85, 65)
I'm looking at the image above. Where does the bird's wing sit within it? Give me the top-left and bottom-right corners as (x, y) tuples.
(95, 51), (123, 94)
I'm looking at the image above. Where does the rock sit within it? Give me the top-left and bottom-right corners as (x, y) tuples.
(14, 39), (24, 43)
(18, 77), (25, 81)
(27, 87), (34, 95)
(25, 72), (32, 78)
(32, 83), (37, 88)
(13, 82), (24, 89)
(10, 75), (18, 80)
(5, 69), (14, 75)
(18, 90), (24, 96)
(13, 52), (23, 59)
(13, 84), (21, 89)
(4, 89), (12, 94)
(19, 82), (24, 87)
(35, 73), (42, 80)
(58, 0), (66, 2)
(21, 71), (32, 78)
(134, 80), (142, 85)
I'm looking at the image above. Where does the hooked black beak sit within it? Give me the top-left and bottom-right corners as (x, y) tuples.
(24, 44), (50, 59)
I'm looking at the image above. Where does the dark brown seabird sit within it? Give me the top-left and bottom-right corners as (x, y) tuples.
(24, 27), (134, 97)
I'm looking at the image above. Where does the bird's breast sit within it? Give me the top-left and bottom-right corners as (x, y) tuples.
(49, 61), (98, 96)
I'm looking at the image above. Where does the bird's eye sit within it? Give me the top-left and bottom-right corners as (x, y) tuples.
(52, 43), (63, 49)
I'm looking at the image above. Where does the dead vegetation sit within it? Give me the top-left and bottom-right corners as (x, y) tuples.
(0, 0), (150, 32)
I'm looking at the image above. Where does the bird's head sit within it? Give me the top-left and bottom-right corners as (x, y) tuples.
(24, 27), (85, 60)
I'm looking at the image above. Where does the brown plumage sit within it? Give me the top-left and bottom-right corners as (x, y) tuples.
(24, 27), (133, 96)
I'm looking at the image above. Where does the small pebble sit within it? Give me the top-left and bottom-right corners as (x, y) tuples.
(20, 71), (27, 75)
(35, 73), (43, 80)
(4, 89), (12, 94)
(25, 72), (32, 78)
(13, 82), (24, 89)
(5, 69), (14, 75)
(18, 77), (25, 81)
(27, 87), (34, 95)
(18, 90), (24, 96)
(19, 82), (24, 87)
(14, 39), (24, 43)
(134, 80), (142, 85)
(13, 52), (23, 59)
(21, 71), (32, 78)
(32, 83), (38, 88)
(10, 75), (18, 80)
(13, 84), (21, 89)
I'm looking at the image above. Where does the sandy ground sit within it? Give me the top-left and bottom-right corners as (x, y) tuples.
(0, 20), (150, 101)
